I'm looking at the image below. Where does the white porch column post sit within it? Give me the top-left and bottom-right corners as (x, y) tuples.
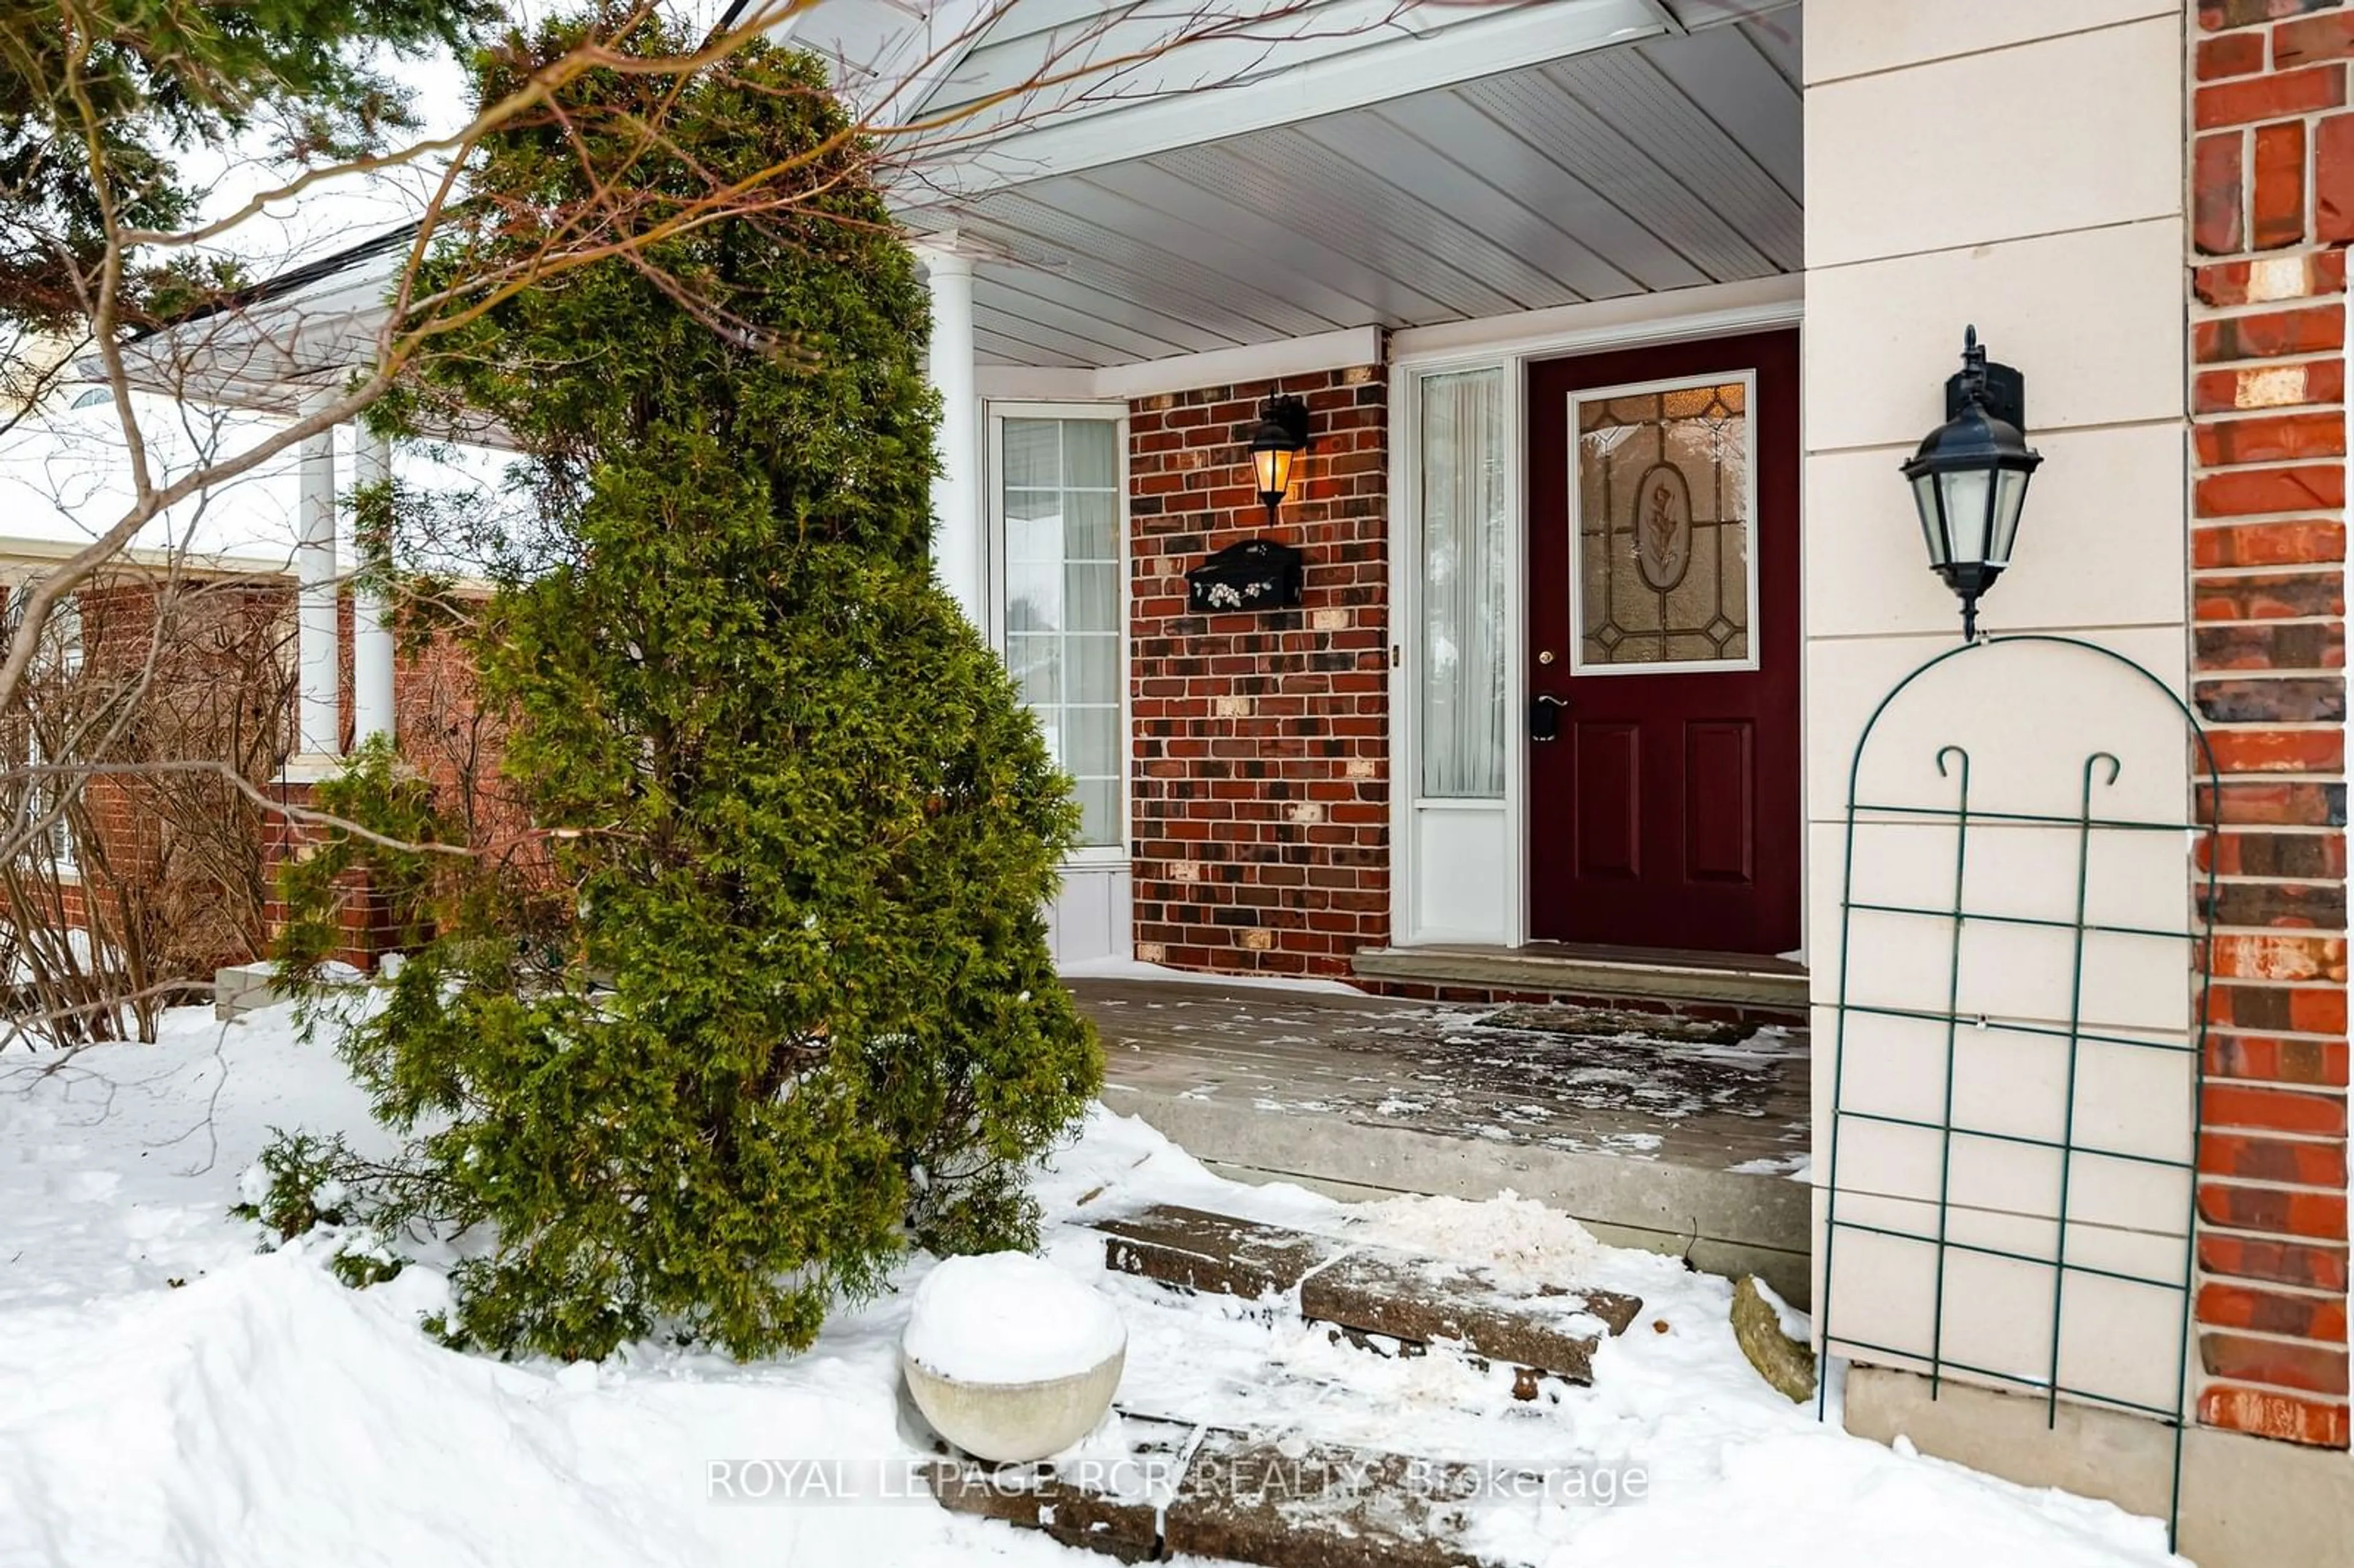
(295, 421), (340, 758)
(351, 424), (396, 747)
(921, 237), (985, 627)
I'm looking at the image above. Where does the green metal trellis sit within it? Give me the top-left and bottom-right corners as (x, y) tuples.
(1816, 634), (2220, 1547)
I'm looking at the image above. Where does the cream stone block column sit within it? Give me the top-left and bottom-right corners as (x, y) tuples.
(1802, 0), (2198, 1461)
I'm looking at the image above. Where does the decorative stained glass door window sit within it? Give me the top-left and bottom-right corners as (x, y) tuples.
(1569, 372), (1758, 675)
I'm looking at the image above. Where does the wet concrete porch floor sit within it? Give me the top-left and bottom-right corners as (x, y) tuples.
(1068, 976), (1814, 1304)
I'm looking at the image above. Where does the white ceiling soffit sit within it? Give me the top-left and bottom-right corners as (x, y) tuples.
(110, 265), (398, 414)
(890, 0), (1691, 201)
(945, 9), (1802, 368)
(768, 0), (1010, 122)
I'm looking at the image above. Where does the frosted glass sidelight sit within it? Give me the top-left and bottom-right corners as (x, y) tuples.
(1419, 368), (1507, 799)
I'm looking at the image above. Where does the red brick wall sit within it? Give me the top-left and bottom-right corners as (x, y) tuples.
(10, 577), (513, 972)
(275, 591), (520, 969)
(26, 578), (295, 975)
(1127, 363), (1390, 979)
(2191, 0), (2352, 1450)
(333, 589), (512, 831)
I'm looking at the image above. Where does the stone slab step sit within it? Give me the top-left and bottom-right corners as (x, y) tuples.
(1300, 1250), (1639, 1387)
(1168, 1429), (1503, 1568)
(927, 1412), (1193, 1561)
(1094, 1205), (1641, 1385)
(1097, 1205), (1347, 1300)
(929, 1415), (1533, 1567)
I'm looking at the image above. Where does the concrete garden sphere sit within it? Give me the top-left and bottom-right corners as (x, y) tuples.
(901, 1252), (1127, 1464)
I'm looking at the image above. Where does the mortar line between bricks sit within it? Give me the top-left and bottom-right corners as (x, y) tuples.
(2207, 976), (2354, 988)
(2195, 300), (2352, 322)
(2193, 668), (2348, 679)
(2196, 357), (2352, 373)
(2193, 512), (2354, 527)
(2202, 1077), (2352, 1092)
(2204, 1201), (2353, 1224)
(2188, 622), (2350, 636)
(2199, 1178), (2352, 1199)
(2192, 1319), (2353, 1353)
(2203, 1127), (2352, 1144)
(2204, 1262), (2354, 1293)
(2205, 828), (2348, 838)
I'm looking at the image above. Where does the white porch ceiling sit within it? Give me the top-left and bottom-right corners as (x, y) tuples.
(911, 8), (1803, 367)
(124, 0), (1803, 407)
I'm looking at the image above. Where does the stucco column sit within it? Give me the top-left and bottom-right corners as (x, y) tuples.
(295, 422), (339, 758)
(921, 237), (984, 627)
(351, 423), (396, 747)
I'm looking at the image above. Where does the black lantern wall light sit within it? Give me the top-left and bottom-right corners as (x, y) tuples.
(1184, 395), (1310, 614)
(1248, 394), (1311, 525)
(1903, 327), (2044, 640)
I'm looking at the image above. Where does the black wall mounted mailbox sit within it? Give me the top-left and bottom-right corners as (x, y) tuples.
(1186, 538), (1304, 614)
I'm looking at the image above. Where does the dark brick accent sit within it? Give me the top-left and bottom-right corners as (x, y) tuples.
(2195, 676), (2348, 723)
(2200, 0), (2344, 31)
(2203, 877), (2351, 926)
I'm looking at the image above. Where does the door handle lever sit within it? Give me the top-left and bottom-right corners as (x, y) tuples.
(1530, 693), (1567, 742)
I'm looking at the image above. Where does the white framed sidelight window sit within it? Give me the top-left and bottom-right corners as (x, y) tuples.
(1395, 359), (1518, 946)
(988, 406), (1128, 859)
(1417, 367), (1509, 800)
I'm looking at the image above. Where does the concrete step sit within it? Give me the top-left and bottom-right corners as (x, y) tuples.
(1351, 943), (1809, 1016)
(1094, 1205), (1641, 1387)
(1098, 1087), (1812, 1308)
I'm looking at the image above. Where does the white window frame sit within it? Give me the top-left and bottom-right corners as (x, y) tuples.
(985, 401), (1132, 869)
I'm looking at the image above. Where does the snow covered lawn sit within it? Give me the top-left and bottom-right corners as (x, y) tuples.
(0, 1002), (2185, 1567)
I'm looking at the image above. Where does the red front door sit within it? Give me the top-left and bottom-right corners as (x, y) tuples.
(1526, 330), (1801, 956)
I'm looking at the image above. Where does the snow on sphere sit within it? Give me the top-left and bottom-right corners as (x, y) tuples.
(901, 1252), (1127, 1464)
(902, 1252), (1125, 1385)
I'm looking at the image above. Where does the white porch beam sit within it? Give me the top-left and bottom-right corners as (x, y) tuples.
(295, 422), (340, 759)
(897, 0), (1669, 202)
(972, 324), (1384, 405)
(351, 424), (396, 748)
(1387, 274), (1805, 363)
(923, 237), (986, 627)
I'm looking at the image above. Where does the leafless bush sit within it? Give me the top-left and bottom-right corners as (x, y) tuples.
(0, 574), (295, 1043)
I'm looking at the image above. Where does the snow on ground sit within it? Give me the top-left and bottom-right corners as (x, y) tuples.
(1056, 955), (1368, 996)
(0, 1001), (2184, 1568)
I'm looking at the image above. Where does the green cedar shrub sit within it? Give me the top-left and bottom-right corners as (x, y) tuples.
(232, 1129), (408, 1288)
(276, 17), (1101, 1361)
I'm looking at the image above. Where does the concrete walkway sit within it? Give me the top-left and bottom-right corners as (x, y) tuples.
(1070, 976), (1813, 1304)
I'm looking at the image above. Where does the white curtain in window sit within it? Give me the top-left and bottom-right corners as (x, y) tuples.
(1419, 368), (1506, 799)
